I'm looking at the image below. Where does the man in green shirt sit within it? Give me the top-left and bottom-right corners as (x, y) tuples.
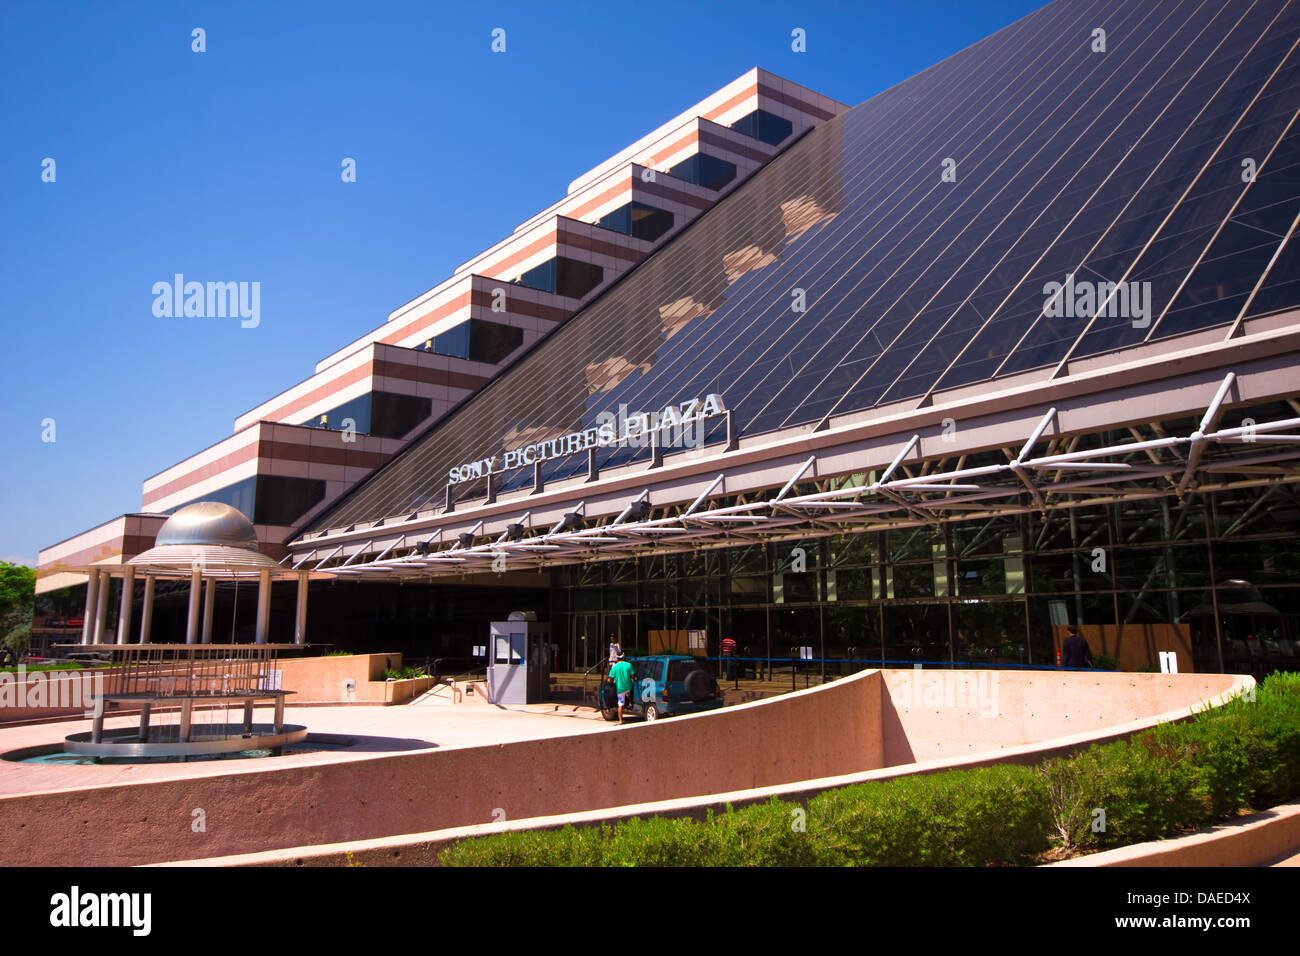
(608, 655), (635, 723)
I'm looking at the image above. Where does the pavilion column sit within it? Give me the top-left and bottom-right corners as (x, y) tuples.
(294, 571), (309, 645)
(80, 570), (99, 645)
(255, 569), (271, 645)
(186, 566), (202, 645)
(93, 570), (110, 644)
(201, 578), (216, 644)
(116, 565), (135, 645)
(139, 574), (155, 643)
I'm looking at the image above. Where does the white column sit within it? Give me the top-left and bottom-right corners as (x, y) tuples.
(93, 570), (110, 644)
(139, 574), (155, 643)
(116, 565), (135, 645)
(201, 578), (216, 644)
(80, 571), (99, 645)
(294, 571), (309, 645)
(255, 569), (271, 644)
(186, 567), (202, 644)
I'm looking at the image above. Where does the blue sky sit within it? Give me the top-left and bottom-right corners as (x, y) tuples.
(0, 0), (1046, 565)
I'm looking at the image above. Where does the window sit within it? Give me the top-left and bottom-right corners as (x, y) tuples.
(669, 153), (737, 191)
(168, 474), (325, 527)
(730, 109), (793, 146)
(313, 390), (433, 439)
(432, 319), (524, 364)
(511, 256), (603, 299)
(598, 202), (674, 242)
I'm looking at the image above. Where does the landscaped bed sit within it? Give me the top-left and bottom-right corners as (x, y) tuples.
(441, 671), (1300, 866)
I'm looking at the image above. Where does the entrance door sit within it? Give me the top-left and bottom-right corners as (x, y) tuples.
(602, 612), (636, 657)
(571, 613), (600, 673)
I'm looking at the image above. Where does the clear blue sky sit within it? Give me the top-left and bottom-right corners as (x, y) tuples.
(0, 0), (1047, 565)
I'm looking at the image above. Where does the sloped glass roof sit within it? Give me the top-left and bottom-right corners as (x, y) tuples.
(307, 0), (1300, 535)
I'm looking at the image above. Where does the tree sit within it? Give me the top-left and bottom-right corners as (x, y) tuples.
(0, 563), (36, 661)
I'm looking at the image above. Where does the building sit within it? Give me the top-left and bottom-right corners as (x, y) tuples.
(39, 0), (1300, 677)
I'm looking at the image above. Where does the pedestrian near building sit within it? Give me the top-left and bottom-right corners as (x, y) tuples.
(1061, 626), (1094, 669)
(608, 635), (622, 663)
(608, 654), (635, 722)
(721, 634), (737, 680)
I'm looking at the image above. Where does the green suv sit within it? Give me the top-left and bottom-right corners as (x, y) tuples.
(596, 654), (724, 721)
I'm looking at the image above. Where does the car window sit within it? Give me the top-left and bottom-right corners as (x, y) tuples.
(668, 660), (703, 681)
(634, 660), (663, 680)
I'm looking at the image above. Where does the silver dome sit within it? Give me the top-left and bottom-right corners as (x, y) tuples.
(154, 502), (260, 551)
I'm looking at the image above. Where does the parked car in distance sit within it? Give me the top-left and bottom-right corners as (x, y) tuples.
(596, 654), (724, 721)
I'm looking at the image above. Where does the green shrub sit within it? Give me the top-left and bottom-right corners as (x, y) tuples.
(605, 815), (707, 866)
(441, 671), (1300, 866)
(1086, 737), (1208, 846)
(441, 823), (609, 867)
(1040, 735), (1205, 850)
(383, 665), (424, 680)
(809, 764), (1050, 866)
(706, 798), (816, 866)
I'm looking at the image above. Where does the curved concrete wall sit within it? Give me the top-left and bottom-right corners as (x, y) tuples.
(177, 670), (1252, 867)
(0, 668), (1246, 866)
(0, 665), (882, 866)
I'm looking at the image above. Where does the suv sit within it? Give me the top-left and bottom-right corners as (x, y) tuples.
(596, 655), (724, 721)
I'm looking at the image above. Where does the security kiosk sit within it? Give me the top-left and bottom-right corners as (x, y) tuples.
(487, 613), (551, 705)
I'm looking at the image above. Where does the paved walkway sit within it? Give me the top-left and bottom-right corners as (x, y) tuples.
(0, 700), (612, 797)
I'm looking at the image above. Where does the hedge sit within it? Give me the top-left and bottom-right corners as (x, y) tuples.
(440, 671), (1299, 866)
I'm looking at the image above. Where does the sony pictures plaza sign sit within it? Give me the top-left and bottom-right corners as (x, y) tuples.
(447, 394), (725, 485)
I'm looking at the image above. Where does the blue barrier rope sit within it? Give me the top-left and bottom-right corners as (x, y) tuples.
(698, 656), (1083, 671)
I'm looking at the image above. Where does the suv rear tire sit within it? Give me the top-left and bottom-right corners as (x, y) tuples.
(683, 668), (717, 702)
(643, 702), (660, 721)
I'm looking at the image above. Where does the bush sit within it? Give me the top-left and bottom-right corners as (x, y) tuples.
(707, 798), (816, 866)
(383, 666), (424, 680)
(441, 823), (609, 867)
(442, 671), (1300, 866)
(809, 764), (1050, 866)
(605, 815), (707, 866)
(1084, 738), (1207, 847)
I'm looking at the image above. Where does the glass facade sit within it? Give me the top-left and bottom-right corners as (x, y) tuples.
(313, 389), (433, 439)
(731, 108), (794, 146)
(170, 474), (326, 527)
(668, 153), (737, 191)
(309, 0), (1300, 531)
(511, 256), (604, 299)
(597, 201), (674, 242)
(428, 319), (524, 364)
(552, 482), (1300, 677)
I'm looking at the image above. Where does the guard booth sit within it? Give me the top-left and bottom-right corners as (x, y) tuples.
(487, 612), (551, 705)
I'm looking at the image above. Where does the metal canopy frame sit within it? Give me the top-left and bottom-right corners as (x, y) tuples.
(314, 372), (1300, 581)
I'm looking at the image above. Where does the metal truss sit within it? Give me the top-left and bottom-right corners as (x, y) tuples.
(304, 373), (1300, 580)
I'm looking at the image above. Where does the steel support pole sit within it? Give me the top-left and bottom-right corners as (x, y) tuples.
(294, 571), (309, 645)
(255, 569), (271, 644)
(116, 565), (134, 645)
(93, 570), (110, 644)
(186, 567), (202, 645)
(139, 574), (155, 643)
(201, 578), (216, 644)
(80, 571), (99, 645)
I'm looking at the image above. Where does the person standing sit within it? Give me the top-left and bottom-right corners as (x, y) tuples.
(607, 634), (622, 663)
(720, 634), (737, 680)
(608, 654), (635, 723)
(1060, 625), (1094, 669)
